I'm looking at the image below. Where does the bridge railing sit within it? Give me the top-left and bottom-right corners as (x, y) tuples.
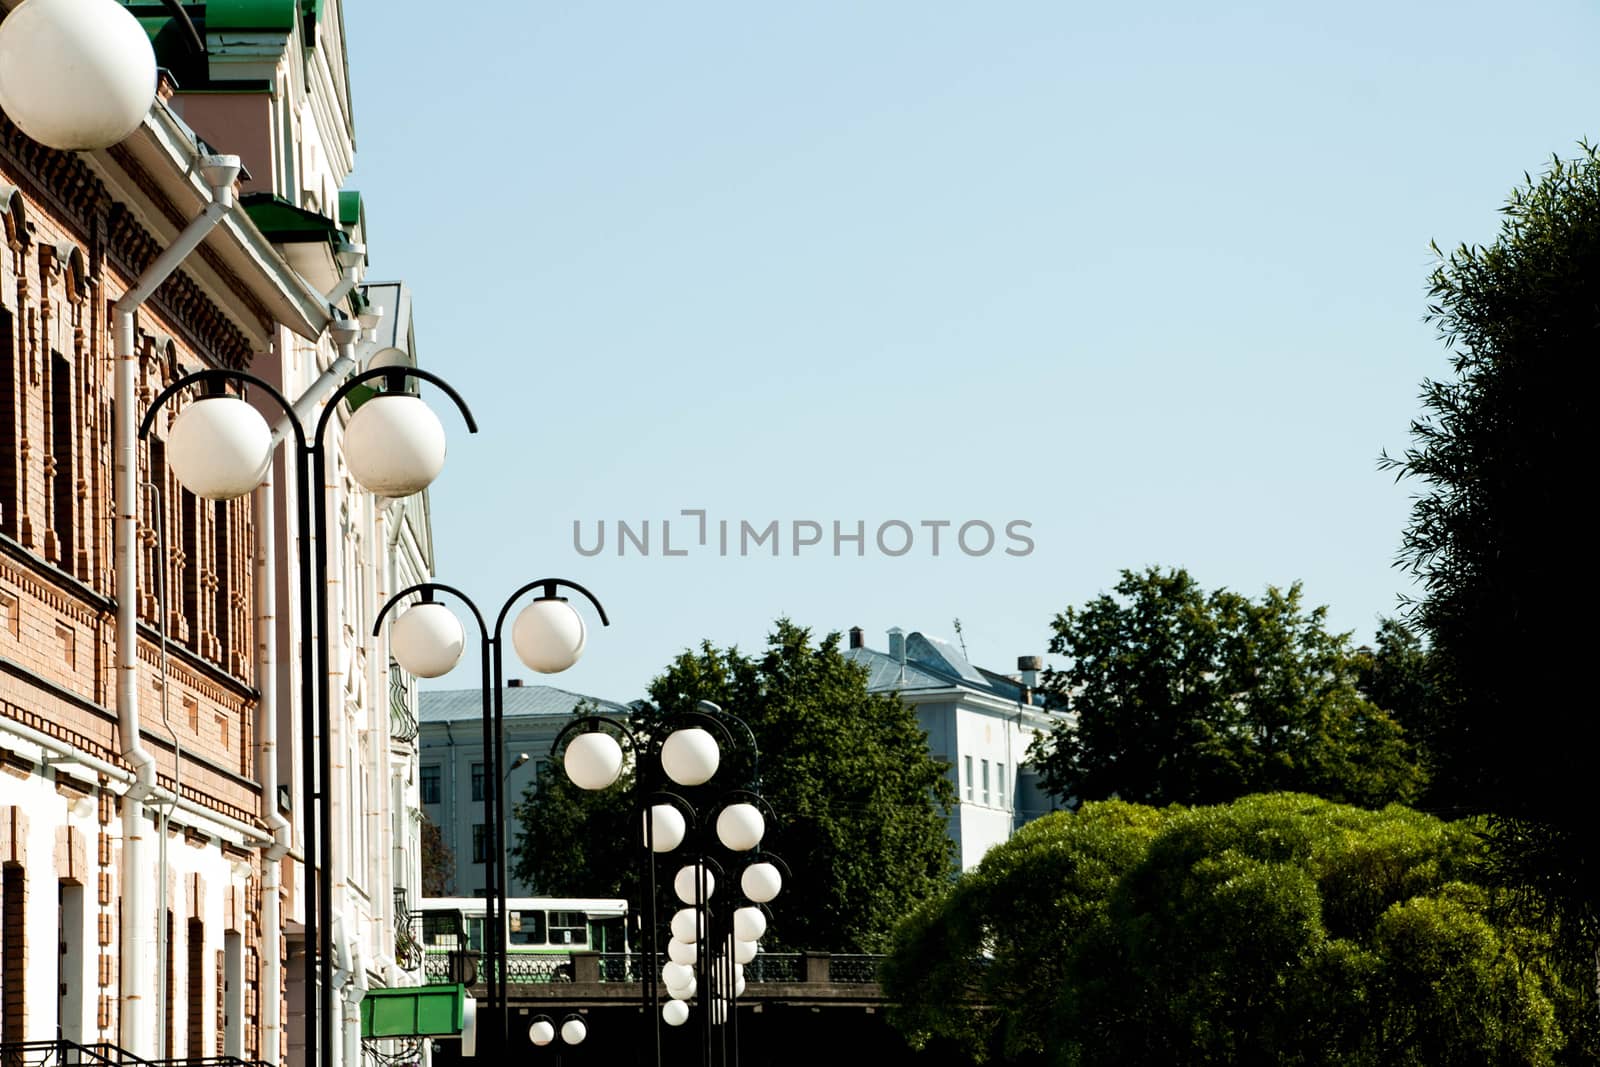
(429, 950), (886, 987)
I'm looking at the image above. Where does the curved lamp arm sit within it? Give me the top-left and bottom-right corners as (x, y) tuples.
(312, 365), (480, 445)
(491, 577), (611, 640)
(372, 580), (489, 643)
(137, 368), (305, 453)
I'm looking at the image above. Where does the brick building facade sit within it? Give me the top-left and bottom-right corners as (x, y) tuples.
(0, 1), (436, 1064)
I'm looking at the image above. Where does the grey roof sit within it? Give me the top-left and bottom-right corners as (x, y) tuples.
(846, 632), (1042, 706)
(419, 684), (630, 724)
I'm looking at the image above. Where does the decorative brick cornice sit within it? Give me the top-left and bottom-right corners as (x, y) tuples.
(0, 113), (268, 370)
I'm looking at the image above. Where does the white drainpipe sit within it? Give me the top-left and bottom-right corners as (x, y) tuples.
(257, 324), (358, 1063)
(113, 155), (239, 1058)
(254, 455), (292, 1066)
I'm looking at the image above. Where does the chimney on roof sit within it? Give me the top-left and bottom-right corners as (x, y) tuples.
(507, 678), (524, 688)
(848, 626), (864, 650)
(888, 627), (905, 664)
(1017, 656), (1041, 689)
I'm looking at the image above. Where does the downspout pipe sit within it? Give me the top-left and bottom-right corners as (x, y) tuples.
(256, 319), (359, 1063)
(113, 153), (239, 1060)
(254, 458), (292, 1067)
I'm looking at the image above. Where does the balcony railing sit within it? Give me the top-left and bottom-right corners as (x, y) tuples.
(388, 661), (418, 744)
(0, 1043), (272, 1067)
(392, 888), (424, 972)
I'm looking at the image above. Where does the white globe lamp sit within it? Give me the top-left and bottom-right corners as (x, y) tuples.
(165, 396), (272, 501)
(733, 906), (767, 943)
(661, 961), (694, 989)
(560, 1017), (587, 1045)
(716, 803), (765, 851)
(343, 394), (446, 498)
(666, 938), (697, 966)
(673, 864), (715, 905)
(0, 0), (157, 150)
(732, 939), (758, 965)
(667, 977), (696, 1001)
(662, 1000), (690, 1026)
(563, 732), (623, 791)
(511, 597), (586, 674)
(741, 862), (783, 903)
(660, 727), (719, 786)
(669, 908), (701, 944)
(642, 804), (686, 852)
(528, 1019), (554, 1046)
(388, 602), (464, 678)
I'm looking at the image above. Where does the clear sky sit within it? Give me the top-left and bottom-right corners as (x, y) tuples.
(343, 0), (1599, 704)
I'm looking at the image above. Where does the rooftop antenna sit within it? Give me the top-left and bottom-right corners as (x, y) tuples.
(952, 617), (969, 660)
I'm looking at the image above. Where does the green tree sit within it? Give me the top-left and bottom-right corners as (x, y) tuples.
(885, 794), (1590, 1066)
(1383, 145), (1598, 937)
(420, 812), (455, 896)
(1028, 567), (1424, 810)
(512, 619), (957, 952)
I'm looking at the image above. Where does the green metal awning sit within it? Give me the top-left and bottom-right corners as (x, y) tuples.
(240, 194), (340, 244)
(360, 983), (471, 1038)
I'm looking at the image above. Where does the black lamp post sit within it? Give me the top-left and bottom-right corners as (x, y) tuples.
(139, 363), (476, 1067)
(373, 578), (610, 1055)
(551, 701), (783, 1067)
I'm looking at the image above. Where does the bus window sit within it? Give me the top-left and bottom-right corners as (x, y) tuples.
(422, 912), (463, 948)
(508, 910), (547, 946)
(466, 917), (484, 952)
(591, 916), (626, 953)
(549, 911), (588, 946)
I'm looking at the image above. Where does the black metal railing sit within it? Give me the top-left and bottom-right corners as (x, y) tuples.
(0, 1046), (270, 1067)
(393, 888), (424, 972)
(388, 661), (418, 744)
(422, 950), (572, 984)
(597, 953), (642, 981)
(0, 1041), (144, 1067)
(361, 1036), (423, 1067)
(828, 955), (883, 983)
(745, 953), (804, 983)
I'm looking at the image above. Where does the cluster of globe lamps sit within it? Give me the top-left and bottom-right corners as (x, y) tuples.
(564, 723), (783, 1030)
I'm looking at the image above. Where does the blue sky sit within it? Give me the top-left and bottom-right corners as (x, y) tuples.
(344, 0), (1599, 703)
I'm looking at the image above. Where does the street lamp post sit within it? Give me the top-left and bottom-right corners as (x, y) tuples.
(139, 364), (476, 1067)
(551, 701), (783, 1067)
(373, 578), (610, 1056)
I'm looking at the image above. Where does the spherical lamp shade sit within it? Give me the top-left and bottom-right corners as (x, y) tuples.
(0, 0), (156, 150)
(666, 938), (697, 966)
(669, 908), (701, 944)
(511, 598), (586, 674)
(165, 397), (272, 501)
(666, 977), (696, 1001)
(661, 961), (693, 989)
(715, 803), (765, 851)
(560, 1018), (587, 1045)
(563, 732), (623, 791)
(732, 939), (758, 965)
(388, 603), (464, 678)
(528, 1020), (554, 1046)
(673, 864), (715, 905)
(642, 804), (686, 852)
(343, 394), (446, 498)
(660, 727), (719, 786)
(740, 862), (783, 903)
(662, 1000), (690, 1026)
(735, 973), (747, 997)
(732, 906), (767, 943)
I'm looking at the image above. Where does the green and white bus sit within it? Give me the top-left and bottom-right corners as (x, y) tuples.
(419, 897), (630, 983)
